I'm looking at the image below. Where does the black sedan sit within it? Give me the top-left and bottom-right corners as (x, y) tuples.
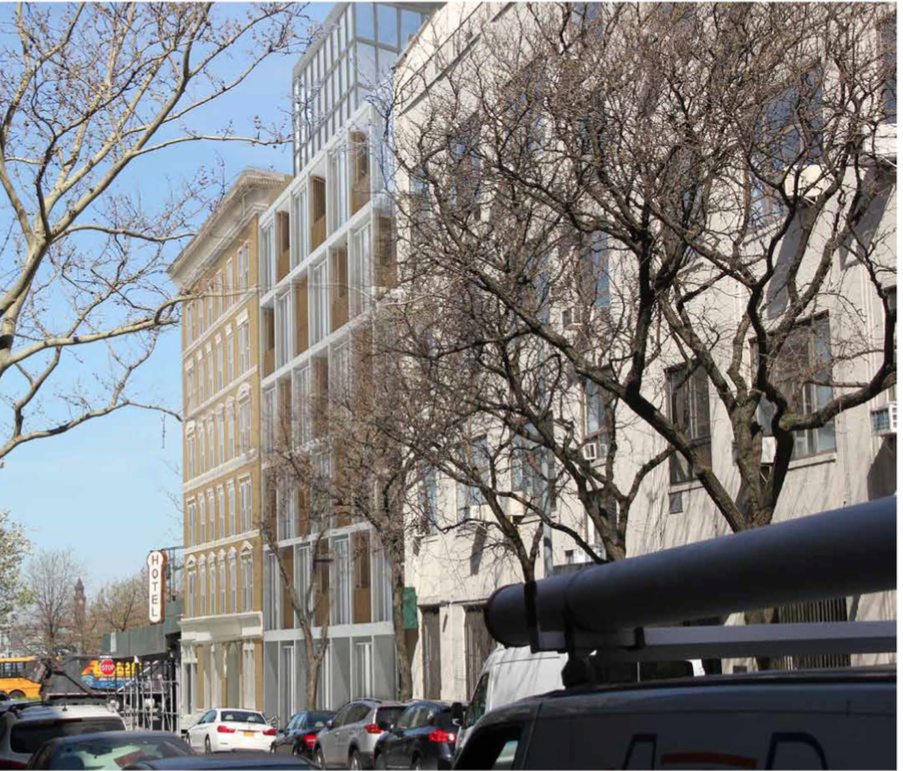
(372, 702), (462, 771)
(270, 710), (335, 759)
(25, 730), (192, 769)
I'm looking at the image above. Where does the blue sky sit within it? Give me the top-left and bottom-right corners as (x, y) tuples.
(2, 3), (332, 593)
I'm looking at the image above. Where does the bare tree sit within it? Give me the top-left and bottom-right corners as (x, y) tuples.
(19, 548), (83, 656)
(389, 2), (896, 570)
(0, 510), (30, 646)
(93, 570), (149, 634)
(0, 2), (313, 462)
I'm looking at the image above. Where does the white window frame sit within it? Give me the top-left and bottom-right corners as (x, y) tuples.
(228, 482), (237, 536)
(218, 486), (226, 539)
(225, 329), (234, 383)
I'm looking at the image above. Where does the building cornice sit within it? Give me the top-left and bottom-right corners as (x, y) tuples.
(168, 168), (291, 288)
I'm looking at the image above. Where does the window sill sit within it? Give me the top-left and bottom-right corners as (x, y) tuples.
(669, 480), (704, 494)
(787, 452), (836, 471)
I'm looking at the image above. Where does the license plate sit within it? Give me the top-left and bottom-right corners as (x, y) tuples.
(244, 731), (254, 737)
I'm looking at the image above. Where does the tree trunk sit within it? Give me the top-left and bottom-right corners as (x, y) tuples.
(391, 559), (413, 701)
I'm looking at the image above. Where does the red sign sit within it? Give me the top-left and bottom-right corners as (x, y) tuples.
(99, 659), (116, 677)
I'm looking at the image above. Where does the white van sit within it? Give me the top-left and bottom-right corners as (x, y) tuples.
(457, 646), (704, 754)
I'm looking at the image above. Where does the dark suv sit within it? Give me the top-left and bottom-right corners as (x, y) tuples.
(373, 701), (462, 770)
(454, 668), (896, 769)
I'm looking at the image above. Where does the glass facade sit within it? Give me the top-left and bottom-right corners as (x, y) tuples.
(293, 4), (430, 173)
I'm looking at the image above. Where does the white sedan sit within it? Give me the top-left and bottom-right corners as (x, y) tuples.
(187, 708), (276, 753)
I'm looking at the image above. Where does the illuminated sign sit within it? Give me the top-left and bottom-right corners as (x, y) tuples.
(147, 550), (168, 623)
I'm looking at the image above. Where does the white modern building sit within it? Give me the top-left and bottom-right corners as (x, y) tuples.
(258, 2), (441, 723)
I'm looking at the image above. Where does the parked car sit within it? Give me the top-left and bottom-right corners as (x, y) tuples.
(121, 752), (317, 770)
(456, 645), (704, 754)
(185, 709), (276, 754)
(270, 711), (335, 758)
(372, 701), (463, 771)
(25, 730), (192, 769)
(312, 700), (406, 770)
(0, 698), (125, 769)
(454, 668), (897, 769)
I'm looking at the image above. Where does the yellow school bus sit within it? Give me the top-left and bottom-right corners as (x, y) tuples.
(0, 657), (41, 699)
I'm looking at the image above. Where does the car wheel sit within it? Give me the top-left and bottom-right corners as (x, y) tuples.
(204, 736), (212, 754)
(291, 743), (300, 756)
(374, 752), (387, 770)
(411, 755), (422, 771)
(314, 747), (326, 769)
(9, 691), (24, 700)
(349, 749), (362, 770)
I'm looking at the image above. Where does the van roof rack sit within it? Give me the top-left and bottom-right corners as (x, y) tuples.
(483, 496), (896, 663)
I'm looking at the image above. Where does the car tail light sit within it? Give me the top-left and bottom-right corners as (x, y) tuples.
(304, 733), (318, 747)
(217, 725), (236, 734)
(263, 727), (277, 736)
(429, 730), (456, 743)
(364, 723), (384, 735)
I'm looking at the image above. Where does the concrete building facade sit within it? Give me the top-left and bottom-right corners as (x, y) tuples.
(394, 1), (897, 702)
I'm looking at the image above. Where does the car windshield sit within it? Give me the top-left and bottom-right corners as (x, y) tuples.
(375, 707), (405, 730)
(11, 718), (125, 754)
(306, 713), (333, 729)
(52, 735), (191, 769)
(221, 711), (266, 724)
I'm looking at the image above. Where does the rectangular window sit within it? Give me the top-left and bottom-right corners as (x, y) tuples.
(224, 406), (232, 462)
(207, 355), (214, 399)
(199, 565), (206, 616)
(331, 537), (351, 626)
(759, 315), (836, 459)
(207, 419), (215, 471)
(188, 573), (196, 618)
(226, 332), (234, 383)
(294, 366), (311, 446)
(225, 259), (234, 309)
(217, 413), (225, 467)
(198, 358), (206, 404)
(218, 486), (226, 538)
(311, 261), (329, 344)
(206, 294), (214, 333)
(239, 244), (250, 292)
(229, 557), (236, 614)
(242, 554), (253, 612)
(215, 271), (223, 319)
(199, 430), (206, 475)
(228, 483), (236, 536)
(263, 388), (276, 454)
(584, 377), (611, 445)
(187, 502), (196, 547)
(207, 490), (216, 540)
(239, 399), (251, 454)
(668, 363), (712, 485)
(186, 366), (195, 412)
(209, 560), (216, 615)
(881, 14), (897, 124)
(277, 293), (292, 367)
(219, 559), (226, 616)
(260, 224), (274, 293)
(296, 544), (311, 617)
(457, 437), (490, 521)
(240, 478), (252, 532)
(187, 433), (196, 479)
(216, 341), (223, 392)
(350, 225), (371, 318)
(238, 323), (251, 374)
(199, 496), (207, 544)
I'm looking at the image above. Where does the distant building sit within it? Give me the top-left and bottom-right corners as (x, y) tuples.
(169, 169), (291, 718)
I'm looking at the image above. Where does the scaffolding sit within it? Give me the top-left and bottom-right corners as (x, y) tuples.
(116, 656), (180, 734)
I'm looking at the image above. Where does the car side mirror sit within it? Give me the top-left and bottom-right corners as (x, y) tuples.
(325, 720), (333, 729)
(451, 702), (465, 723)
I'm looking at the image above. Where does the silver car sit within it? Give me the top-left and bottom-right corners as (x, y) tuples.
(313, 700), (406, 770)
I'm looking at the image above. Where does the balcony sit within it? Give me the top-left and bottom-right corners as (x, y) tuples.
(330, 247), (349, 333)
(350, 132), (371, 215)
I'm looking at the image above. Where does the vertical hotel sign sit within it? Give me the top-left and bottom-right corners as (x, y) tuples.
(147, 550), (168, 623)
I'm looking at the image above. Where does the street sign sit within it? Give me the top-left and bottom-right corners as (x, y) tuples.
(99, 659), (116, 677)
(147, 550), (168, 623)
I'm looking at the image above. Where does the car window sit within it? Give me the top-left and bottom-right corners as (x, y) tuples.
(285, 715), (299, 732)
(346, 704), (371, 725)
(220, 710), (266, 724)
(414, 707), (434, 729)
(52, 735), (191, 770)
(306, 713), (334, 730)
(202, 710), (217, 724)
(456, 724), (522, 771)
(393, 706), (417, 731)
(11, 718), (125, 755)
(466, 673), (489, 727)
(375, 706), (405, 731)
(331, 705), (351, 728)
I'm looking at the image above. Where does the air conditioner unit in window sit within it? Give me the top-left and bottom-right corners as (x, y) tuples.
(582, 442), (598, 461)
(871, 402), (897, 436)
